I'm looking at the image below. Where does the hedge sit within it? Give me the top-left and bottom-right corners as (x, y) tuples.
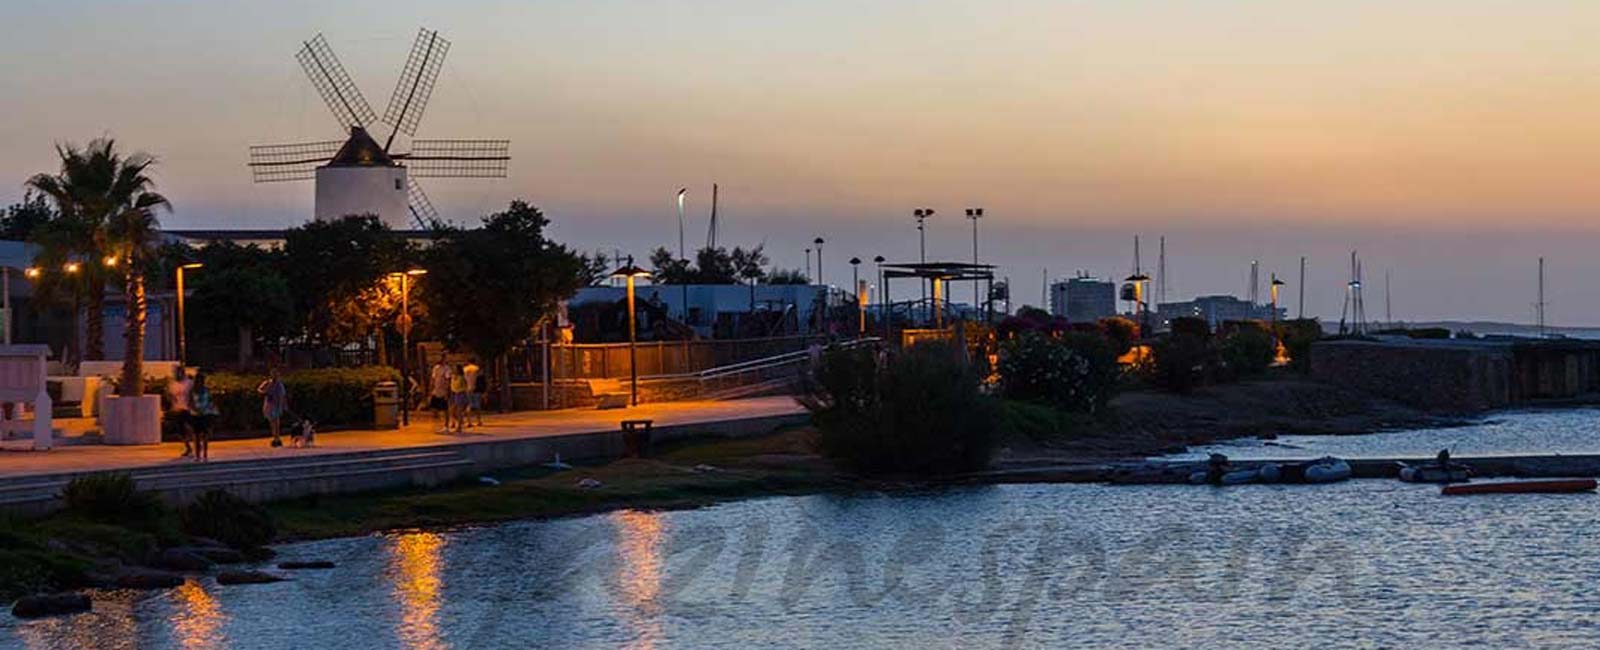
(200, 366), (400, 433)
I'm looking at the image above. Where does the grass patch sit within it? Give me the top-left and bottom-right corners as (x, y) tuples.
(268, 427), (842, 541)
(998, 399), (1100, 443)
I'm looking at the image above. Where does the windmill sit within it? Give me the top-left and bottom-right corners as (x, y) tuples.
(247, 28), (510, 229)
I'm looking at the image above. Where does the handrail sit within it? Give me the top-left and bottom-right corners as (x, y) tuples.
(638, 337), (881, 382)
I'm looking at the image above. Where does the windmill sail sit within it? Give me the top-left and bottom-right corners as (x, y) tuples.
(298, 34), (377, 129)
(247, 140), (344, 182)
(406, 178), (440, 229)
(399, 139), (510, 178)
(383, 28), (450, 147)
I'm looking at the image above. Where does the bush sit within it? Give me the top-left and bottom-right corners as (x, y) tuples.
(802, 343), (998, 476)
(998, 332), (1118, 414)
(1098, 317), (1138, 356)
(1149, 333), (1212, 393)
(1168, 316), (1210, 339)
(1275, 318), (1322, 372)
(205, 366), (400, 433)
(60, 474), (164, 527)
(180, 490), (276, 549)
(1216, 322), (1275, 380)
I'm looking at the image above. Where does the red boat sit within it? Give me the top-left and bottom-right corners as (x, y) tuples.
(1441, 479), (1597, 496)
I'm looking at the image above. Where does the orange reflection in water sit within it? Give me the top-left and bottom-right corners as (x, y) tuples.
(612, 509), (665, 650)
(387, 531), (448, 650)
(171, 578), (225, 649)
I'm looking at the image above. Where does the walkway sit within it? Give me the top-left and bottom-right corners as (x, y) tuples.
(0, 397), (806, 479)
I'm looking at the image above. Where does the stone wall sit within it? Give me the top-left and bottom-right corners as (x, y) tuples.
(1309, 340), (1513, 412)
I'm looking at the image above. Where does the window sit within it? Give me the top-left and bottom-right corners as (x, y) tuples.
(394, 179), (403, 190)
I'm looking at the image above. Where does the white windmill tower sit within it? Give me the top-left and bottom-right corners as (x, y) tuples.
(248, 28), (510, 229)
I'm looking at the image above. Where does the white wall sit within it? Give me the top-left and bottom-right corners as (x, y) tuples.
(315, 166), (410, 230)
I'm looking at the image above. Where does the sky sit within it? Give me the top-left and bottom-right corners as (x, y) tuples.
(3, 0), (1600, 324)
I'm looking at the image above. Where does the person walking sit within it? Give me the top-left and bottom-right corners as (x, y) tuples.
(448, 364), (470, 433)
(258, 368), (288, 447)
(463, 360), (483, 427)
(191, 371), (218, 462)
(166, 366), (194, 458)
(429, 353), (451, 432)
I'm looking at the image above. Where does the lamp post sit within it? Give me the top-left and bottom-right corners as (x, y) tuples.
(392, 268), (427, 425)
(612, 257), (652, 407)
(850, 257), (863, 336)
(874, 255), (887, 339)
(913, 208), (934, 323)
(966, 208), (983, 317)
(1124, 272), (1150, 337)
(813, 237), (825, 334)
(176, 263), (202, 366)
(804, 248), (811, 282)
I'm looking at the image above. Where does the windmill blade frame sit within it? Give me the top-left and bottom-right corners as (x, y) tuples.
(406, 178), (441, 230)
(399, 139), (510, 178)
(383, 28), (450, 147)
(298, 33), (378, 129)
(247, 140), (344, 182)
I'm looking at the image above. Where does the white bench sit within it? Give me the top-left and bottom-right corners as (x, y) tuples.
(587, 378), (631, 409)
(0, 345), (53, 450)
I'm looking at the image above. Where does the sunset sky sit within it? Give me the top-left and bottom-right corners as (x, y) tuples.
(4, 1), (1600, 324)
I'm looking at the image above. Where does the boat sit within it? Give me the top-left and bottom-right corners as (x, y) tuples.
(1397, 462), (1471, 483)
(1300, 457), (1353, 483)
(1442, 479), (1597, 495)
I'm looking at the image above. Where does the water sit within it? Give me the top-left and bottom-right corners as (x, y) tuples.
(10, 410), (1600, 649)
(1164, 407), (1600, 461)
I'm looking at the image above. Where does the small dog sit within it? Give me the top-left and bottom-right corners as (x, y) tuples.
(289, 417), (316, 448)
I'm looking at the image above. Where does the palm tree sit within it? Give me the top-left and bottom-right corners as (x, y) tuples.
(730, 244), (769, 311)
(26, 140), (164, 363)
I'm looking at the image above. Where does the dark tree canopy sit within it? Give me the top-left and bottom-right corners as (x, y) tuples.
(648, 244), (768, 284)
(422, 200), (584, 361)
(282, 215), (414, 344)
(1, 192), (55, 241)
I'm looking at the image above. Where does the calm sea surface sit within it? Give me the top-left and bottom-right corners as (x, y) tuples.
(7, 410), (1600, 649)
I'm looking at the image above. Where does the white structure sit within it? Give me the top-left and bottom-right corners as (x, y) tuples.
(0, 344), (53, 450)
(315, 163), (409, 229)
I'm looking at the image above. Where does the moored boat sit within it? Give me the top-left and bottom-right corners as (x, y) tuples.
(1398, 462), (1471, 483)
(1441, 479), (1597, 495)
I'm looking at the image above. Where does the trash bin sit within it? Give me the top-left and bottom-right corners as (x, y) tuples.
(621, 419), (654, 458)
(373, 381), (399, 429)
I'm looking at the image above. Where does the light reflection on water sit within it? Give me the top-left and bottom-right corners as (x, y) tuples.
(387, 532), (447, 650)
(7, 479), (1600, 649)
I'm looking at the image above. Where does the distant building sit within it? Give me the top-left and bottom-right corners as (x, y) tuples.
(1050, 276), (1116, 323)
(1157, 294), (1285, 329)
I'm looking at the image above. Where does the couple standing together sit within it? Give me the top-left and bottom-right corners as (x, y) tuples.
(430, 355), (484, 433)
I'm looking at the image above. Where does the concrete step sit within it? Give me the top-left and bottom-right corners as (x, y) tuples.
(0, 448), (475, 509)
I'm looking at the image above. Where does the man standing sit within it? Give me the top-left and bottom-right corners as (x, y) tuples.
(462, 360), (483, 428)
(429, 352), (451, 433)
(166, 366), (194, 457)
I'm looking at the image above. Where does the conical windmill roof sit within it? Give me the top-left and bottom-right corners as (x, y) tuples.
(326, 126), (395, 167)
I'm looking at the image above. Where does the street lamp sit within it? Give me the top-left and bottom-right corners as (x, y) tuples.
(850, 257), (863, 336)
(913, 208), (934, 323)
(1124, 271), (1150, 337)
(873, 255), (886, 339)
(611, 257), (652, 407)
(966, 208), (984, 316)
(391, 268), (427, 425)
(804, 248), (811, 282)
(176, 263), (202, 365)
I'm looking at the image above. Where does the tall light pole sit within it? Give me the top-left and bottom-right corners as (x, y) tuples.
(874, 255), (887, 339)
(612, 257), (652, 407)
(966, 208), (983, 319)
(813, 237), (826, 333)
(176, 263), (202, 366)
(804, 248), (812, 282)
(392, 268), (426, 425)
(677, 189), (688, 324)
(850, 257), (863, 336)
(914, 208), (934, 323)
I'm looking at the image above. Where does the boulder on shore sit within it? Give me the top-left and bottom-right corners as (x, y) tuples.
(115, 568), (184, 590)
(157, 548), (215, 572)
(277, 560), (336, 570)
(12, 592), (91, 619)
(193, 547), (247, 564)
(216, 570), (286, 585)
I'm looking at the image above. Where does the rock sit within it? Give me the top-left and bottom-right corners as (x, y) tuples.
(240, 546), (278, 562)
(277, 560), (336, 570)
(193, 547), (246, 564)
(216, 570), (286, 585)
(11, 592), (92, 619)
(158, 548), (215, 572)
(116, 568), (184, 590)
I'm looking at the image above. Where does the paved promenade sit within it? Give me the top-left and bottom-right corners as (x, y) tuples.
(0, 397), (805, 479)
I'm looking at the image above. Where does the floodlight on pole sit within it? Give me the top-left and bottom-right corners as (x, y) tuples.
(176, 263), (204, 365)
(391, 267), (427, 425)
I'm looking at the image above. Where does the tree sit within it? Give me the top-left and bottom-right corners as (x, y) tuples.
(649, 244), (766, 285)
(282, 215), (413, 348)
(765, 268), (809, 285)
(1, 192), (54, 241)
(422, 201), (583, 407)
(26, 139), (158, 361)
(578, 249), (613, 287)
(186, 242), (294, 366)
(647, 247), (692, 284)
(731, 244), (769, 309)
(79, 143), (171, 396)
